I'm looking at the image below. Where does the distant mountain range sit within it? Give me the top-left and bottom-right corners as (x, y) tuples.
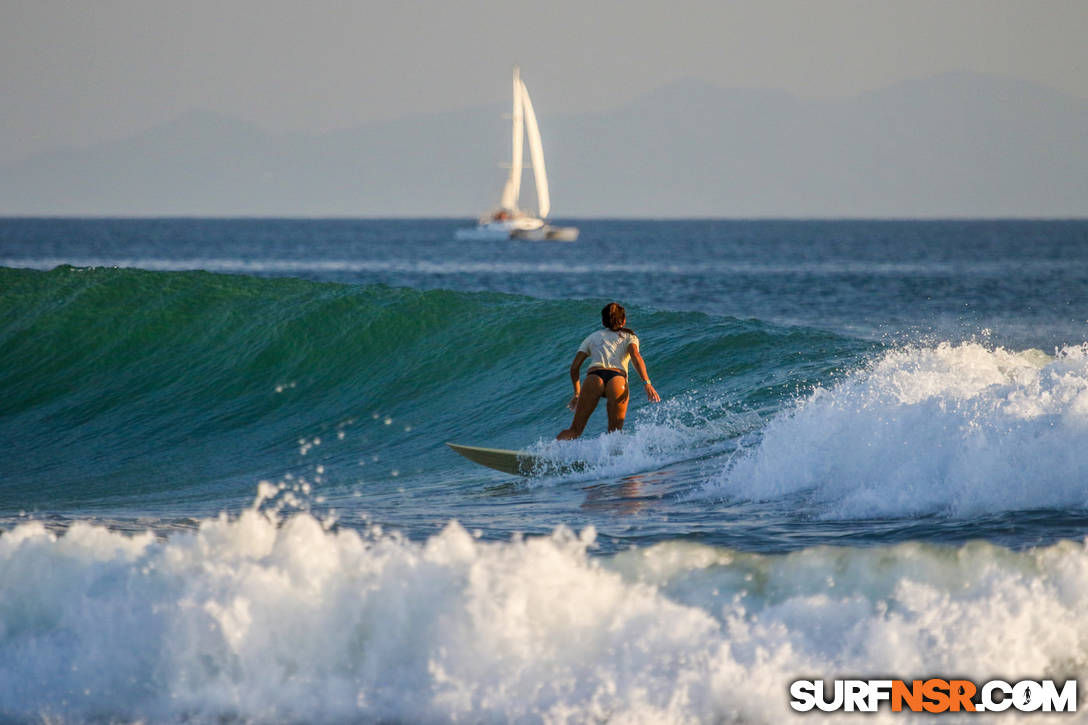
(1, 72), (1086, 217)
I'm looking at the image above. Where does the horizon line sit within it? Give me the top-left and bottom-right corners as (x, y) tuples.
(3, 215), (1087, 223)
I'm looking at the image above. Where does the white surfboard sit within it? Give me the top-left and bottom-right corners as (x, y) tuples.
(446, 442), (584, 476)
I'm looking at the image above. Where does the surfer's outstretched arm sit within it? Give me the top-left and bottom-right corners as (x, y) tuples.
(629, 343), (660, 402)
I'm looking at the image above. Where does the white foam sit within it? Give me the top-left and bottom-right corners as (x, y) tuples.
(2, 512), (1087, 722)
(524, 392), (754, 482)
(707, 342), (1088, 517)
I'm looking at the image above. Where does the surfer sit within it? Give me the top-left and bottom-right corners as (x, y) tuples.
(557, 302), (660, 440)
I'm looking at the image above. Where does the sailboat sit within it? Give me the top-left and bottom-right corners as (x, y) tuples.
(455, 67), (579, 242)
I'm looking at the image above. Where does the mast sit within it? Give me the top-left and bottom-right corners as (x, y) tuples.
(499, 66), (524, 212)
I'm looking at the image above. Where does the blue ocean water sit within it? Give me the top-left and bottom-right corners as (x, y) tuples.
(2, 218), (1088, 722)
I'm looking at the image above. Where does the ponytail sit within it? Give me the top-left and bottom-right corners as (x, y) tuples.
(601, 302), (635, 335)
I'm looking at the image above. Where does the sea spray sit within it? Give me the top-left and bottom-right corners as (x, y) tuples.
(521, 392), (760, 483)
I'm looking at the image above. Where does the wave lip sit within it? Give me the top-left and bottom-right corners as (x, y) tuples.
(711, 342), (1088, 518)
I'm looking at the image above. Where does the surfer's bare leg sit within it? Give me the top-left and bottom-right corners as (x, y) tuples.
(557, 375), (604, 440)
(605, 376), (630, 432)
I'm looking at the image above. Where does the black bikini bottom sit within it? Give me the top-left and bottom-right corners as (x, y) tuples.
(587, 368), (627, 386)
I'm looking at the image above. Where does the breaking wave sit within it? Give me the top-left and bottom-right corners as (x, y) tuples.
(709, 342), (1088, 518)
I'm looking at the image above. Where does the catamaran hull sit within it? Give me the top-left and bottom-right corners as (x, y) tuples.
(512, 225), (580, 241)
(545, 226), (579, 241)
(511, 227), (548, 241)
(454, 227), (515, 241)
(455, 216), (547, 241)
(457, 224), (580, 242)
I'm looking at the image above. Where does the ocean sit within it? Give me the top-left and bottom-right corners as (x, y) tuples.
(2, 218), (1088, 722)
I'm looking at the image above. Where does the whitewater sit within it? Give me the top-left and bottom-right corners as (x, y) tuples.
(4, 510), (1088, 722)
(2, 218), (1088, 722)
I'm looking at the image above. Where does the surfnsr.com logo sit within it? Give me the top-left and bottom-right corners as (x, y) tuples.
(790, 679), (1077, 713)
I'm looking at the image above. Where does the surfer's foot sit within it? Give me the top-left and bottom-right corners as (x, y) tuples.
(556, 428), (580, 440)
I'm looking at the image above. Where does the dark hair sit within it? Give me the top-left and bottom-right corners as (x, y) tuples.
(601, 302), (635, 335)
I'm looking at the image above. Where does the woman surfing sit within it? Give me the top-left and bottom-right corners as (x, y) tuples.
(557, 302), (660, 440)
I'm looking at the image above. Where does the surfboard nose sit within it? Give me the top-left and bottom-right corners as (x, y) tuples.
(447, 442), (530, 475)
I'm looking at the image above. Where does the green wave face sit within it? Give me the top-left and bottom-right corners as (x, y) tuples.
(0, 266), (869, 511)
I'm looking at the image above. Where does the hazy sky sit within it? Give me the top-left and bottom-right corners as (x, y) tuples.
(2, 0), (1086, 163)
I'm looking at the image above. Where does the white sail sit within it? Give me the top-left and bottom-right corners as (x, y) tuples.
(455, 65), (577, 242)
(519, 78), (550, 219)
(499, 67), (524, 211)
